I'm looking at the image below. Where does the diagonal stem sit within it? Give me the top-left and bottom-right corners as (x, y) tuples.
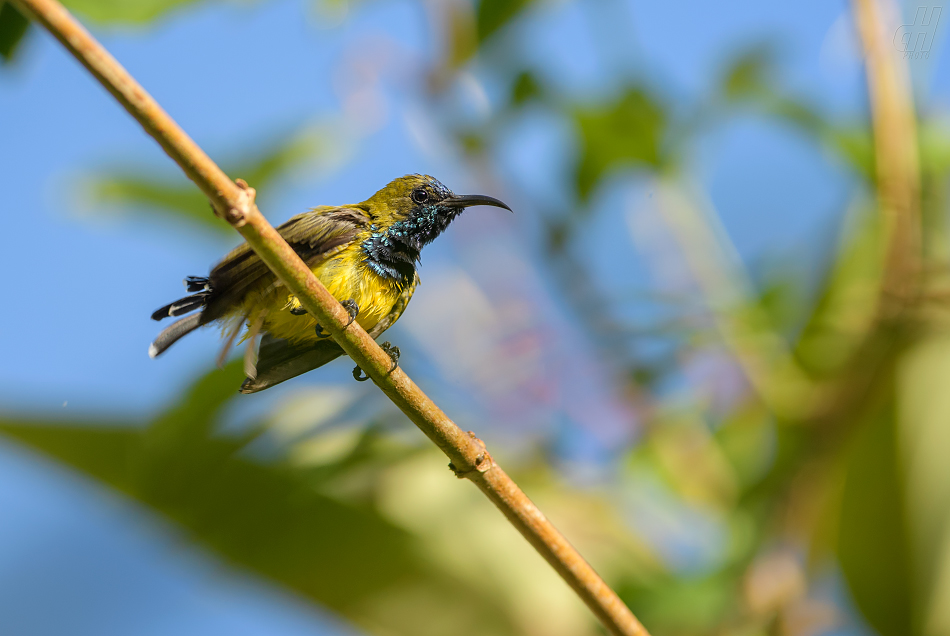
(852, 0), (921, 311)
(652, 181), (820, 420)
(10, 0), (650, 634)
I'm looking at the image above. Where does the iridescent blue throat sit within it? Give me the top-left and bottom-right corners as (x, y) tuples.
(361, 204), (461, 286)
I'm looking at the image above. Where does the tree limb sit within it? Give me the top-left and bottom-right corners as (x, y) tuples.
(10, 0), (650, 634)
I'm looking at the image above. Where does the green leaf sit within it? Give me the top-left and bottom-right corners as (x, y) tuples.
(2, 419), (426, 609)
(895, 335), (950, 635)
(720, 44), (776, 100)
(837, 398), (914, 636)
(918, 118), (950, 178)
(0, 3), (29, 63)
(85, 129), (323, 235)
(0, 363), (519, 636)
(61, 0), (207, 24)
(510, 70), (543, 106)
(794, 203), (884, 378)
(717, 45), (874, 181)
(476, 0), (533, 43)
(618, 570), (737, 634)
(574, 88), (667, 201)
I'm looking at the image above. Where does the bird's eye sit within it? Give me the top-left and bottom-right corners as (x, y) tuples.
(411, 188), (429, 204)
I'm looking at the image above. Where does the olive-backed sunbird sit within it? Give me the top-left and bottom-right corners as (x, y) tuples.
(149, 174), (511, 393)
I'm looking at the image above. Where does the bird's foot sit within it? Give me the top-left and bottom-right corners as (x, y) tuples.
(341, 299), (359, 327)
(288, 295), (308, 315)
(352, 341), (400, 382)
(380, 341), (400, 372)
(315, 299), (359, 337)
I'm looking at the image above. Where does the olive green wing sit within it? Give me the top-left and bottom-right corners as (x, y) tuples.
(203, 206), (370, 321)
(239, 273), (419, 394)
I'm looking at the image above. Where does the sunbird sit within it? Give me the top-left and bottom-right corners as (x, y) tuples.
(150, 174), (511, 393)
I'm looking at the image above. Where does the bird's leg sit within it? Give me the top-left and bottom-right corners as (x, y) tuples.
(351, 341), (401, 382)
(315, 299), (360, 337)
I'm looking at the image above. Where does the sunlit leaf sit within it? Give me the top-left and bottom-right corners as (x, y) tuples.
(896, 335), (950, 635)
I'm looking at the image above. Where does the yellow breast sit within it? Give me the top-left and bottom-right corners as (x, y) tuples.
(245, 243), (406, 344)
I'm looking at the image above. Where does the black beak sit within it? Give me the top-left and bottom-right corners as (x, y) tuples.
(445, 193), (512, 212)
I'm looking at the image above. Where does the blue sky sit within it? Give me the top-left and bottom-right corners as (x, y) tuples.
(1, 0), (947, 633)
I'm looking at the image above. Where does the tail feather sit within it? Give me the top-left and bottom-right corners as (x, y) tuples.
(152, 276), (214, 321)
(151, 293), (210, 321)
(184, 276), (211, 293)
(149, 313), (203, 358)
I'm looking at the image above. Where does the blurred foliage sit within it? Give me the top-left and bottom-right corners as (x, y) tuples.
(0, 363), (520, 636)
(574, 88), (668, 201)
(1, 361), (657, 636)
(61, 0), (209, 24)
(86, 128), (324, 236)
(7, 1), (950, 636)
(475, 0), (534, 43)
(0, 3), (29, 62)
(1, 0), (214, 62)
(837, 401), (913, 636)
(718, 45), (875, 181)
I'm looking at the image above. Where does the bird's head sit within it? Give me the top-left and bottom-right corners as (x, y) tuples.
(361, 174), (511, 249)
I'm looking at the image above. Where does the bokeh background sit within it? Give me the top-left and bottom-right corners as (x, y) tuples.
(1, 0), (948, 634)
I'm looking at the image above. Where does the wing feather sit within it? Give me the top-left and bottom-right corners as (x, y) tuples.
(203, 205), (369, 321)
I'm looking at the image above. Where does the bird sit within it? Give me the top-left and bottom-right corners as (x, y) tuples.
(149, 174), (511, 393)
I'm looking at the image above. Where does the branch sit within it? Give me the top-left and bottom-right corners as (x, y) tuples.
(852, 0), (921, 310)
(10, 1), (650, 634)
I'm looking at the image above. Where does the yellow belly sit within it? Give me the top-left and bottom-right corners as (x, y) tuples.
(237, 247), (405, 344)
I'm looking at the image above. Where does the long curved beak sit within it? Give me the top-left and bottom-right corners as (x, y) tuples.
(446, 193), (512, 212)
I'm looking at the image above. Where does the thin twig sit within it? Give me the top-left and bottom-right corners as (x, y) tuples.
(10, 1), (650, 634)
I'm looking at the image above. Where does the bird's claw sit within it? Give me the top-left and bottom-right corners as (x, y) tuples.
(290, 305), (308, 316)
(341, 299), (359, 327)
(315, 299), (359, 337)
(351, 341), (401, 382)
(380, 341), (401, 373)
